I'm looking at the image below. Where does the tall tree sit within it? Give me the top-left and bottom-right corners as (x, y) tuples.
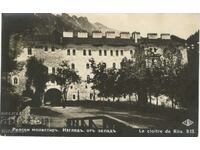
(150, 66), (165, 106)
(186, 30), (199, 110)
(89, 59), (109, 100)
(56, 61), (80, 102)
(104, 68), (120, 101)
(25, 56), (48, 106)
(118, 57), (138, 102)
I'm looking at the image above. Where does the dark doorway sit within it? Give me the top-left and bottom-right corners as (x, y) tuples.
(44, 88), (62, 106)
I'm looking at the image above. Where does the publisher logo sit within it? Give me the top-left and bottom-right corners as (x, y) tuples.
(182, 119), (194, 127)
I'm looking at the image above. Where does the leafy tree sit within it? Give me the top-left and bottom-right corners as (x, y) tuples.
(118, 57), (138, 102)
(25, 56), (48, 106)
(150, 66), (165, 106)
(104, 68), (120, 101)
(173, 65), (190, 108)
(89, 59), (109, 100)
(186, 30), (199, 110)
(56, 61), (81, 102)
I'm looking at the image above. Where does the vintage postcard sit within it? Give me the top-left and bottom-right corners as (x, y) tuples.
(0, 13), (199, 136)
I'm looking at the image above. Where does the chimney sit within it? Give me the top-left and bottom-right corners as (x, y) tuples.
(63, 31), (73, 38)
(77, 32), (88, 38)
(160, 33), (170, 39)
(120, 32), (130, 39)
(92, 31), (103, 38)
(105, 31), (116, 39)
(147, 33), (158, 39)
(132, 32), (140, 43)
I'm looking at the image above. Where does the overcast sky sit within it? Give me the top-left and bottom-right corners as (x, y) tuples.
(69, 13), (200, 39)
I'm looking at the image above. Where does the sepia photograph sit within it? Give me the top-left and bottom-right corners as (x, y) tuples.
(0, 13), (199, 136)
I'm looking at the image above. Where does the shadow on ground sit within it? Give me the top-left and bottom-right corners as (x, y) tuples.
(31, 107), (63, 117)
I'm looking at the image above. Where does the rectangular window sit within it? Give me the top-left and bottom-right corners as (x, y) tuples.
(88, 50), (92, 56)
(83, 49), (86, 56)
(73, 94), (76, 100)
(28, 47), (32, 55)
(103, 63), (107, 68)
(73, 49), (76, 55)
(13, 77), (19, 85)
(87, 75), (90, 82)
(67, 49), (70, 55)
(113, 63), (116, 68)
(110, 50), (113, 56)
(116, 50), (119, 56)
(90, 93), (93, 100)
(121, 50), (123, 56)
(86, 63), (90, 69)
(104, 50), (107, 56)
(71, 63), (75, 69)
(130, 50), (133, 55)
(52, 67), (56, 74)
(99, 50), (102, 56)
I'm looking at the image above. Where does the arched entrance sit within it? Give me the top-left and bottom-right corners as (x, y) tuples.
(44, 88), (62, 106)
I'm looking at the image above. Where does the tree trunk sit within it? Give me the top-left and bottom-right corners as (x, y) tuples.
(156, 96), (159, 106)
(129, 94), (131, 104)
(149, 93), (152, 104)
(113, 96), (115, 102)
(171, 97), (174, 108)
(77, 90), (80, 101)
(62, 85), (69, 103)
(33, 90), (41, 107)
(93, 90), (96, 101)
(137, 89), (148, 105)
(135, 93), (138, 101)
(63, 87), (67, 101)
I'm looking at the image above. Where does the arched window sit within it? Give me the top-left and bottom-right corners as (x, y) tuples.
(113, 62), (116, 68)
(90, 93), (93, 100)
(110, 50), (113, 56)
(99, 50), (102, 56)
(88, 50), (92, 56)
(73, 94), (76, 100)
(104, 50), (107, 56)
(52, 67), (56, 74)
(67, 49), (70, 55)
(83, 49), (86, 56)
(120, 50), (123, 56)
(86, 63), (90, 69)
(71, 63), (75, 69)
(116, 50), (119, 56)
(73, 49), (76, 55)
(103, 63), (106, 68)
(28, 47), (32, 55)
(13, 77), (19, 85)
(130, 50), (133, 55)
(87, 75), (90, 82)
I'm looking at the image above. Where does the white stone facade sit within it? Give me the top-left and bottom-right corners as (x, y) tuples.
(12, 31), (188, 104)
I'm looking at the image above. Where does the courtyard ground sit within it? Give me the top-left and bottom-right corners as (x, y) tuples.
(30, 105), (189, 129)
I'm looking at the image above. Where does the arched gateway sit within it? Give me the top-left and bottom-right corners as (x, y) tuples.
(43, 81), (62, 106)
